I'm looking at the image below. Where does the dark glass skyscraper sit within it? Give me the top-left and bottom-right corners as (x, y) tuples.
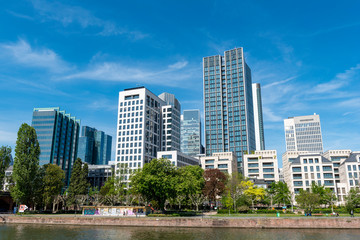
(180, 110), (203, 157)
(77, 126), (112, 165)
(32, 107), (80, 184)
(203, 47), (256, 172)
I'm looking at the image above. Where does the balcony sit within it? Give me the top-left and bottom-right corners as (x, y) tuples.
(292, 167), (301, 172)
(293, 181), (303, 186)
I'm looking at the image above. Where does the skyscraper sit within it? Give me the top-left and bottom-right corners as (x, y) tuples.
(32, 107), (80, 184)
(252, 83), (265, 150)
(115, 87), (165, 181)
(284, 114), (323, 152)
(180, 109), (203, 157)
(203, 47), (256, 172)
(158, 92), (181, 151)
(77, 126), (112, 165)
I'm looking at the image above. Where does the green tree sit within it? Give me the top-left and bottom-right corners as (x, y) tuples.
(11, 123), (42, 208)
(67, 158), (90, 208)
(130, 158), (177, 212)
(175, 165), (204, 210)
(42, 164), (65, 211)
(0, 146), (12, 190)
(345, 188), (360, 213)
(222, 191), (233, 215)
(271, 181), (291, 207)
(295, 189), (320, 213)
(226, 172), (246, 211)
(244, 183), (265, 209)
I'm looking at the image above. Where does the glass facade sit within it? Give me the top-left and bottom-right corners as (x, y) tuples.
(77, 126), (112, 165)
(32, 107), (80, 185)
(180, 109), (203, 157)
(252, 83), (265, 150)
(203, 47), (256, 172)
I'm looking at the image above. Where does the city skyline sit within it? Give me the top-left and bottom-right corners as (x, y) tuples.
(1, 1), (360, 166)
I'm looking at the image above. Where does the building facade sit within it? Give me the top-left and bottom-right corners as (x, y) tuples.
(158, 92), (181, 152)
(282, 150), (360, 205)
(78, 126), (112, 165)
(203, 47), (256, 172)
(200, 152), (237, 175)
(252, 83), (265, 150)
(87, 164), (114, 190)
(116, 87), (172, 181)
(180, 109), (203, 157)
(32, 107), (80, 184)
(157, 151), (199, 167)
(284, 114), (323, 153)
(243, 150), (279, 184)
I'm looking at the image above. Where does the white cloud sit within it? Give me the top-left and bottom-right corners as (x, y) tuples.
(312, 64), (360, 93)
(0, 39), (71, 73)
(63, 60), (198, 87)
(31, 0), (148, 39)
(262, 76), (297, 89)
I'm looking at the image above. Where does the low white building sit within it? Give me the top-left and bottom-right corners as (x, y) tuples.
(282, 150), (360, 205)
(200, 152), (237, 175)
(243, 150), (280, 184)
(157, 150), (199, 167)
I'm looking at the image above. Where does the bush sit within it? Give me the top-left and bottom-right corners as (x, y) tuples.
(217, 209), (237, 214)
(147, 214), (167, 217)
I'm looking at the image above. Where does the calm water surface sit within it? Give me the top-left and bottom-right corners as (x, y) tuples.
(1, 224), (360, 240)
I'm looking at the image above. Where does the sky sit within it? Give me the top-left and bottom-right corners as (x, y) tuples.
(1, 0), (360, 165)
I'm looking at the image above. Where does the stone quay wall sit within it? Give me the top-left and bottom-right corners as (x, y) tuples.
(2, 216), (360, 229)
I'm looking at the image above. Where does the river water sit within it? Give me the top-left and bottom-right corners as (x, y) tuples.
(1, 224), (360, 240)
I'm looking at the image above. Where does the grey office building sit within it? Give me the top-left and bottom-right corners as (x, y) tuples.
(77, 126), (112, 165)
(203, 47), (256, 172)
(158, 92), (181, 152)
(32, 107), (80, 184)
(180, 110), (204, 157)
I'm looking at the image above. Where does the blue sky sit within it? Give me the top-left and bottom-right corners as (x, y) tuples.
(1, 0), (360, 164)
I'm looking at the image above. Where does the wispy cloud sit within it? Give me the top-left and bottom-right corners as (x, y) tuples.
(63, 60), (198, 87)
(312, 64), (360, 93)
(7, 10), (34, 20)
(0, 39), (71, 73)
(31, 0), (148, 39)
(263, 76), (297, 89)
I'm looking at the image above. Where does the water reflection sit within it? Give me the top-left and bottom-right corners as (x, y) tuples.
(0, 224), (360, 240)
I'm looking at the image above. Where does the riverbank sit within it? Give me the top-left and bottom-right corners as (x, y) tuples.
(2, 215), (360, 229)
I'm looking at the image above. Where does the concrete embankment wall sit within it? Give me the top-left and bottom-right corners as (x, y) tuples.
(2, 216), (360, 229)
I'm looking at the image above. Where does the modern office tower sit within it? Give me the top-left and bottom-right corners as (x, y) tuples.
(252, 83), (265, 150)
(158, 92), (181, 151)
(203, 47), (256, 172)
(77, 126), (112, 165)
(243, 150), (279, 184)
(32, 107), (80, 184)
(284, 114), (324, 153)
(157, 151), (199, 167)
(180, 110), (203, 157)
(87, 164), (114, 189)
(115, 87), (165, 181)
(200, 152), (237, 175)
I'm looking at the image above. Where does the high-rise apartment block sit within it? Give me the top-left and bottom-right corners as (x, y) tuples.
(284, 114), (323, 153)
(200, 152), (237, 175)
(252, 83), (265, 150)
(180, 109), (203, 157)
(77, 126), (112, 165)
(158, 92), (181, 151)
(203, 47), (256, 172)
(32, 107), (80, 184)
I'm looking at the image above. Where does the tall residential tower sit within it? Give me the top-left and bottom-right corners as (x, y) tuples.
(203, 47), (256, 172)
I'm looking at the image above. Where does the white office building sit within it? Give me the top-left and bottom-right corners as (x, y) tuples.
(284, 114), (323, 153)
(243, 150), (279, 184)
(200, 152), (237, 175)
(116, 87), (165, 181)
(157, 151), (199, 167)
(252, 83), (265, 150)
